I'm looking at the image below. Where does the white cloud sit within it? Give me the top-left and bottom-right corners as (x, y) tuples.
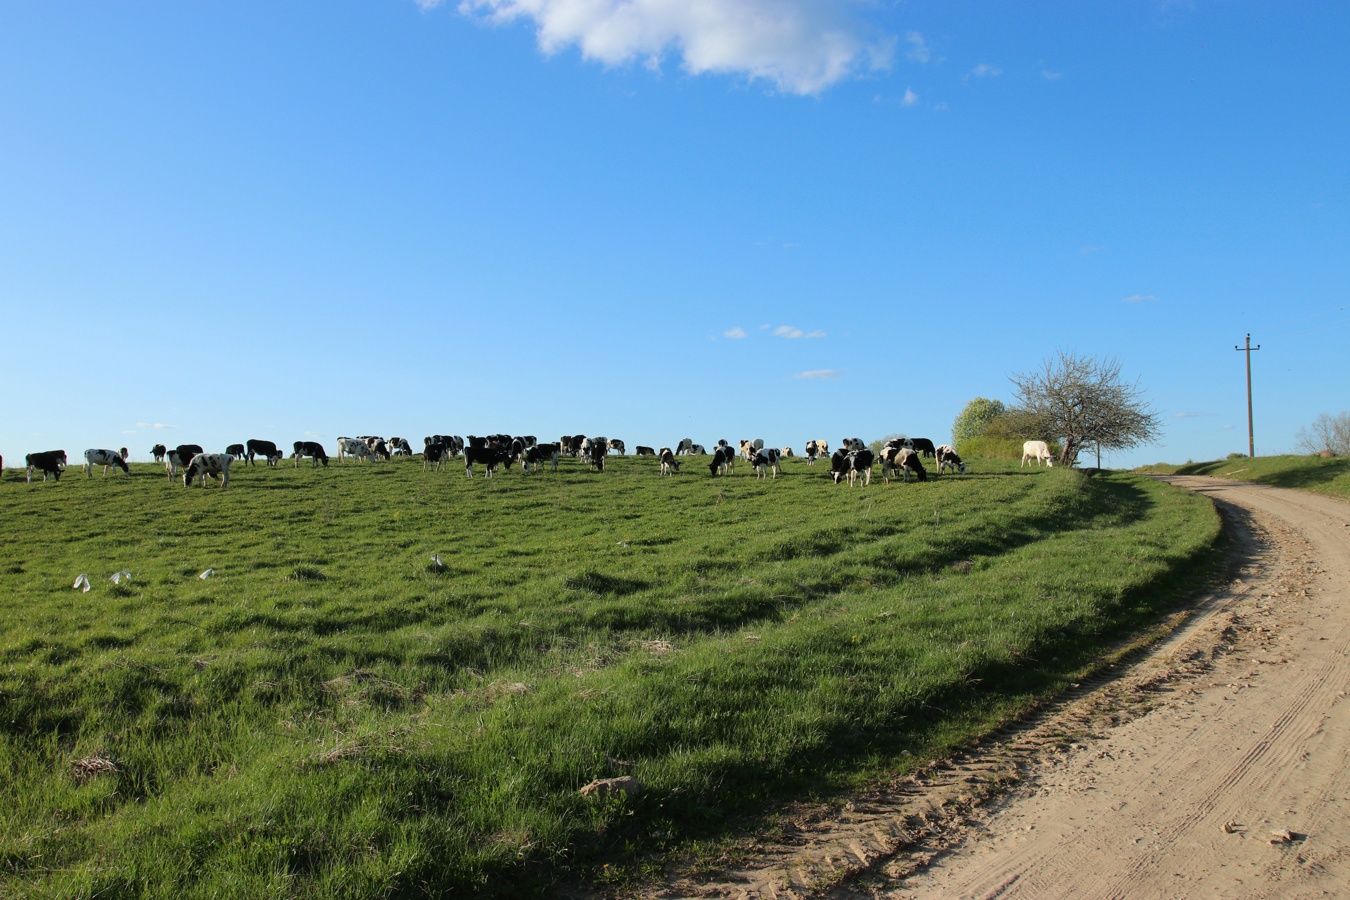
(971, 63), (1001, 78)
(723, 326), (747, 339)
(1123, 294), (1160, 303)
(1042, 69), (1062, 80)
(1221, 424), (1236, 431)
(772, 325), (826, 339)
(415, 0), (444, 9)
(134, 422), (177, 430)
(457, 0), (895, 94)
(902, 87), (918, 106)
(1173, 411), (1214, 419)
(304, 431), (324, 438)
(793, 369), (840, 380)
(905, 31), (930, 64)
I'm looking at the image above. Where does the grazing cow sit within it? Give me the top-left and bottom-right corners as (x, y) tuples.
(829, 448), (851, 484)
(174, 444), (204, 462)
(184, 452), (232, 488)
(880, 446), (927, 483)
(935, 444), (967, 475)
(292, 441), (329, 467)
(658, 447), (680, 476)
(464, 445), (510, 478)
(1022, 440), (1054, 468)
(635, 446), (657, 456)
(709, 445), (735, 476)
(588, 439), (608, 472)
(25, 450), (67, 483)
(225, 443), (245, 458)
(151, 444), (167, 462)
(423, 442), (449, 472)
(426, 435), (463, 457)
(389, 437), (413, 456)
(608, 439), (626, 455)
(843, 437), (865, 452)
(521, 442), (560, 474)
(119, 447), (129, 461)
(83, 449), (129, 477)
(804, 440), (823, 465)
(563, 435), (588, 457)
(752, 447), (782, 479)
(368, 438), (392, 461)
(780, 447), (794, 458)
(909, 438), (937, 458)
(337, 437), (371, 463)
(688, 443), (707, 456)
(245, 439), (283, 466)
(675, 437), (694, 456)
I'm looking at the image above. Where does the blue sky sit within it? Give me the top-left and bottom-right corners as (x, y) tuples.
(2, 1), (1346, 469)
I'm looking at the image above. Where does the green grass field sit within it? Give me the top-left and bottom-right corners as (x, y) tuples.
(1135, 454), (1350, 500)
(1, 455), (1220, 897)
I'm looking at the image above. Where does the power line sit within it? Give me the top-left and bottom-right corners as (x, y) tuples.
(1235, 334), (1260, 457)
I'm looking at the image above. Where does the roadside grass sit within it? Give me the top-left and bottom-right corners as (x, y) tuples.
(1135, 454), (1350, 500)
(1, 455), (1220, 896)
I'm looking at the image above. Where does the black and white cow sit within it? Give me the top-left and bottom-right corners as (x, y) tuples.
(588, 438), (608, 472)
(935, 444), (966, 475)
(521, 442), (560, 474)
(151, 443), (167, 462)
(675, 438), (694, 456)
(608, 439), (626, 455)
(658, 447), (680, 475)
(163, 450), (190, 480)
(292, 441), (329, 467)
(847, 449), (875, 486)
(423, 441), (449, 471)
(83, 449), (129, 476)
(175, 444), (204, 462)
(25, 450), (67, 483)
(635, 445), (657, 456)
(880, 446), (927, 483)
(225, 443), (246, 459)
(804, 440), (823, 465)
(464, 445), (510, 478)
(184, 452), (232, 488)
(709, 445), (735, 476)
(337, 437), (371, 463)
(842, 437), (865, 452)
(368, 438), (392, 461)
(909, 438), (937, 458)
(246, 439), (283, 466)
(779, 446), (794, 458)
(688, 443), (707, 456)
(388, 437), (413, 456)
(829, 447), (852, 484)
(752, 447), (782, 479)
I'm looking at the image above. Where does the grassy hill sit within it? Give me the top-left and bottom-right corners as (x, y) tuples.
(1, 455), (1220, 896)
(1135, 454), (1350, 500)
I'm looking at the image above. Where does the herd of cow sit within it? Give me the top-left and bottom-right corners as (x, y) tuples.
(7, 435), (1056, 489)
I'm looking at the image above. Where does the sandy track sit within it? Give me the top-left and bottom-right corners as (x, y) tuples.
(645, 477), (1350, 900)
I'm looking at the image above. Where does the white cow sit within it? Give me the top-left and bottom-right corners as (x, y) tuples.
(1021, 440), (1054, 467)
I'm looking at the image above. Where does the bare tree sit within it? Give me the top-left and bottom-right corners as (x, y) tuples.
(1009, 352), (1161, 467)
(1294, 411), (1350, 456)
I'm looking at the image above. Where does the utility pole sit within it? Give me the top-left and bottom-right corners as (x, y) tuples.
(1234, 333), (1260, 457)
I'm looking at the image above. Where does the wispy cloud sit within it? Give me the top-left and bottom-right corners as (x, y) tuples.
(772, 325), (826, 339)
(905, 31), (930, 64)
(793, 369), (840, 380)
(456, 0), (895, 94)
(971, 63), (1002, 78)
(304, 431), (324, 438)
(723, 326), (747, 339)
(134, 422), (177, 430)
(902, 87), (918, 106)
(1123, 294), (1160, 303)
(1079, 244), (1103, 256)
(1042, 69), (1063, 80)
(1221, 424), (1236, 431)
(1173, 411), (1215, 419)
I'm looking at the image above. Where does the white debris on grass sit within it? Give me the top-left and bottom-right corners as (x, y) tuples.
(73, 574), (91, 592)
(199, 568), (215, 580)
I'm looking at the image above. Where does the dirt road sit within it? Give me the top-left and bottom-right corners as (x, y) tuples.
(650, 477), (1350, 899)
